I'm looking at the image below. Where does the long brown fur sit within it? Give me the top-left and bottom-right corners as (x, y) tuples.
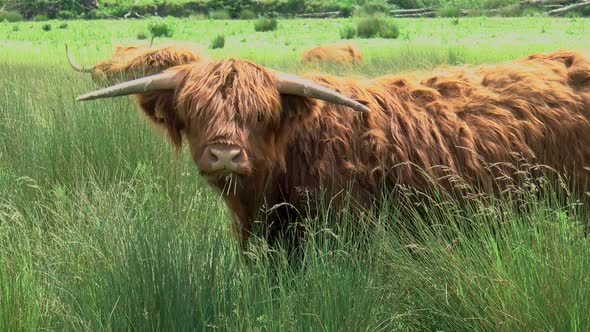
(301, 43), (363, 66)
(88, 44), (204, 82)
(134, 51), (590, 249)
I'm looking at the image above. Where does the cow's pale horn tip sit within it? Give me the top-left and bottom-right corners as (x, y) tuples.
(357, 104), (371, 113)
(350, 100), (371, 113)
(76, 93), (96, 101)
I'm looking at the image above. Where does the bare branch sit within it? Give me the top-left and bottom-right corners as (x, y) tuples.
(548, 0), (590, 15)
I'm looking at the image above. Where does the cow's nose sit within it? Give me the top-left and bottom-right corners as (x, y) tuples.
(200, 145), (243, 172)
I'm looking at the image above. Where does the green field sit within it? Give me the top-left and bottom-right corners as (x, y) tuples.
(1, 17), (590, 331)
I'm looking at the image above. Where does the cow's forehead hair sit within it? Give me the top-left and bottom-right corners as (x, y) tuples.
(175, 59), (283, 128)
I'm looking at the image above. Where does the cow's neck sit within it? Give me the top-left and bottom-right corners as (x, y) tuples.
(220, 170), (276, 242)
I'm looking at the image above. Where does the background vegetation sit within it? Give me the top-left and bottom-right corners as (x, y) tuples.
(3, 0), (580, 21)
(1, 16), (590, 330)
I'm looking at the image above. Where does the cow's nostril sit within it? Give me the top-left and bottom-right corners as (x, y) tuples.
(228, 149), (241, 163)
(209, 148), (220, 163)
(200, 145), (244, 172)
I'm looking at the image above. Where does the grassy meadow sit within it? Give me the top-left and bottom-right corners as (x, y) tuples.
(1, 17), (590, 331)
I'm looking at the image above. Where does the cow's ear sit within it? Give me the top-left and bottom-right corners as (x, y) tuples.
(280, 94), (320, 121)
(135, 91), (184, 149)
(280, 93), (372, 123)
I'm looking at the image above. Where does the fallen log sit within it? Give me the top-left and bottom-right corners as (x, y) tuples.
(520, 0), (570, 5)
(393, 11), (437, 18)
(390, 8), (434, 14)
(296, 11), (340, 18)
(547, 0), (590, 15)
(541, 4), (565, 8)
(460, 8), (501, 15)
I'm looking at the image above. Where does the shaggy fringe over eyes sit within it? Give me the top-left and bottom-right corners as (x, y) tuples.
(301, 43), (363, 66)
(176, 59), (283, 129)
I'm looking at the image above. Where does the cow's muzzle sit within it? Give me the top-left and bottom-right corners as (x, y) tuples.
(197, 144), (246, 174)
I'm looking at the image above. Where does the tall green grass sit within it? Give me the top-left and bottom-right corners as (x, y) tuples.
(2, 152), (589, 330)
(2, 17), (590, 330)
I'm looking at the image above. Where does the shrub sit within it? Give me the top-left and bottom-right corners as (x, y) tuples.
(357, 15), (384, 38)
(0, 10), (24, 23)
(210, 34), (225, 49)
(209, 10), (230, 20)
(438, 6), (462, 18)
(12, 25), (20, 32)
(137, 32), (148, 40)
(380, 21), (400, 39)
(340, 23), (357, 39)
(254, 17), (278, 32)
(148, 20), (174, 38)
(339, 4), (354, 18)
(357, 15), (399, 39)
(148, 19), (174, 45)
(239, 9), (257, 19)
(302, 0), (341, 14)
(159, 3), (193, 17)
(281, 0), (306, 14)
(58, 23), (68, 29)
(34, 14), (48, 22)
(42, 23), (51, 31)
(391, 0), (425, 9)
(57, 10), (75, 20)
(354, 0), (390, 16)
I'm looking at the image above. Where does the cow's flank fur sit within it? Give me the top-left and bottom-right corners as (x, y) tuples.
(90, 45), (203, 82)
(301, 43), (363, 65)
(135, 51), (590, 248)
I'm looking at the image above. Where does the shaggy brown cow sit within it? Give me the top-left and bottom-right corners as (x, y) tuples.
(74, 51), (590, 249)
(301, 43), (363, 66)
(66, 44), (203, 82)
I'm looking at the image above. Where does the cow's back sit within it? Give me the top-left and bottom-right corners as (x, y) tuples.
(279, 51), (590, 213)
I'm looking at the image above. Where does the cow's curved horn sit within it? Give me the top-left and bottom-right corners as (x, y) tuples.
(65, 44), (93, 73)
(76, 71), (179, 101)
(275, 72), (371, 113)
(76, 66), (371, 112)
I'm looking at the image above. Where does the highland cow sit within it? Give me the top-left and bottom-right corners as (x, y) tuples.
(301, 43), (363, 66)
(66, 44), (203, 82)
(73, 51), (590, 249)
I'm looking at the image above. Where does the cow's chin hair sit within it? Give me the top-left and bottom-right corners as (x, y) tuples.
(203, 171), (247, 197)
